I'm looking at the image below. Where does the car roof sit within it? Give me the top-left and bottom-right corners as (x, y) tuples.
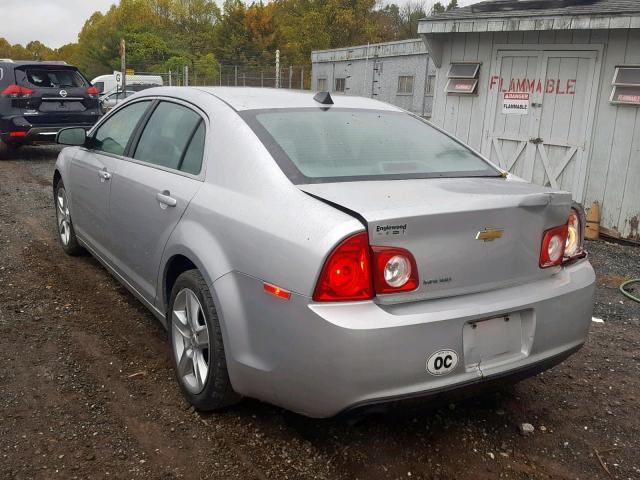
(0, 60), (72, 68)
(136, 86), (404, 112)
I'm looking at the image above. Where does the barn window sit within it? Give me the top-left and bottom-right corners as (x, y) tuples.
(446, 62), (480, 95)
(334, 77), (346, 93)
(317, 77), (327, 91)
(611, 66), (640, 105)
(397, 76), (414, 94)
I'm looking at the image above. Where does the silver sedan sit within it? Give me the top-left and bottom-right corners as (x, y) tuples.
(53, 87), (595, 417)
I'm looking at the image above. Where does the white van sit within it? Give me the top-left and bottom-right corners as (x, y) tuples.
(91, 74), (163, 95)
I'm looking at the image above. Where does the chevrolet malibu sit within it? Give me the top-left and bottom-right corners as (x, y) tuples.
(52, 87), (595, 417)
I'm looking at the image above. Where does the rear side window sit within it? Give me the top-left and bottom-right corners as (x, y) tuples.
(133, 102), (203, 173)
(93, 101), (151, 156)
(21, 68), (87, 88)
(180, 122), (205, 175)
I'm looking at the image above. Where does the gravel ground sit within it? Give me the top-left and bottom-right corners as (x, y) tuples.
(1, 146), (639, 480)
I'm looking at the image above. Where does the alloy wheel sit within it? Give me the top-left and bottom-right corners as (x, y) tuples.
(56, 187), (71, 246)
(172, 288), (210, 394)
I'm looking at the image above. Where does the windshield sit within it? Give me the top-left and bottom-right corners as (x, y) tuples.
(242, 108), (500, 184)
(21, 68), (87, 88)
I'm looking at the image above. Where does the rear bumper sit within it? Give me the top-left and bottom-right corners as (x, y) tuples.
(213, 259), (595, 418)
(0, 114), (98, 144)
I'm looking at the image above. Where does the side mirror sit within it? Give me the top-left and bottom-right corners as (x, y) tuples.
(56, 127), (87, 146)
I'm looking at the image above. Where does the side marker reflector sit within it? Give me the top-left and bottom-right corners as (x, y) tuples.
(263, 283), (291, 300)
(9, 131), (27, 137)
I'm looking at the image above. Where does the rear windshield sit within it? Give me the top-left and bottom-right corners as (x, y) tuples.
(242, 108), (500, 184)
(20, 68), (87, 89)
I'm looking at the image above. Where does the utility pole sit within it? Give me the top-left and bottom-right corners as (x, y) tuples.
(120, 39), (126, 94)
(275, 50), (280, 88)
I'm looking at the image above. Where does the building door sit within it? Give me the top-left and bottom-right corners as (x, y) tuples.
(483, 48), (599, 200)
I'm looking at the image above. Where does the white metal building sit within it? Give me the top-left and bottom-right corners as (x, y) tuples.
(419, 0), (640, 240)
(311, 39), (436, 117)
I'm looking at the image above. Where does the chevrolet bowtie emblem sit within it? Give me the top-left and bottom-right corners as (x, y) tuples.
(476, 228), (504, 242)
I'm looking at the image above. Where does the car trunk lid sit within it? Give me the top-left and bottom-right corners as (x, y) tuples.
(301, 178), (572, 303)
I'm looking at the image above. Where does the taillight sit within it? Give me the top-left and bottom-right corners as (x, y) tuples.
(539, 224), (568, 268)
(313, 232), (373, 301)
(371, 246), (419, 294)
(313, 232), (421, 301)
(564, 208), (586, 262)
(1, 84), (34, 98)
(85, 86), (99, 98)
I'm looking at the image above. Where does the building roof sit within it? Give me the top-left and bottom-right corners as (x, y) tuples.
(312, 38), (427, 63)
(429, 0), (640, 21)
(418, 0), (640, 41)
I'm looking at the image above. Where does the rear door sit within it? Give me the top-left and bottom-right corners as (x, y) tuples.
(68, 100), (152, 256)
(108, 100), (206, 304)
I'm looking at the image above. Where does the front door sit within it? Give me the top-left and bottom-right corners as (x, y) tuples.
(68, 148), (119, 253)
(68, 99), (152, 255)
(484, 48), (599, 200)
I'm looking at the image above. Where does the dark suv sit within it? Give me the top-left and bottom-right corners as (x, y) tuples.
(0, 59), (102, 158)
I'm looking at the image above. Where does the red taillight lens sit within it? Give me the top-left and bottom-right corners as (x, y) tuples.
(313, 232), (373, 301)
(85, 86), (99, 98)
(1, 84), (34, 98)
(539, 224), (568, 268)
(371, 246), (419, 294)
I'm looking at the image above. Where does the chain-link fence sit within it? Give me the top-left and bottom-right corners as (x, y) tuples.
(120, 64), (309, 90)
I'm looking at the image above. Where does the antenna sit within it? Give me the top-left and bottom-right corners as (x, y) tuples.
(313, 91), (333, 105)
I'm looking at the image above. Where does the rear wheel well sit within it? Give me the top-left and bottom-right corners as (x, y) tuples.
(165, 255), (198, 312)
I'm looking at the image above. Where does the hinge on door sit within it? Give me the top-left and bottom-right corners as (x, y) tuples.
(529, 137), (544, 144)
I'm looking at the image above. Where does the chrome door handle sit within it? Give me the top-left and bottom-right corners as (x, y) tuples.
(156, 191), (177, 208)
(98, 170), (111, 181)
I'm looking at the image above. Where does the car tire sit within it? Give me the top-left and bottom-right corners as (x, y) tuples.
(168, 270), (240, 411)
(54, 179), (84, 256)
(0, 139), (15, 160)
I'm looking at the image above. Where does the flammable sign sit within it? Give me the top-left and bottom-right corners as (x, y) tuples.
(502, 92), (530, 115)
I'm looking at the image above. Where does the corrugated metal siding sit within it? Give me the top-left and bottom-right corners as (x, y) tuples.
(429, 29), (640, 239)
(311, 40), (435, 117)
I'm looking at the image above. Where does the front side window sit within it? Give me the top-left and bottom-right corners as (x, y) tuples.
(334, 78), (346, 93)
(133, 101), (203, 173)
(93, 100), (151, 156)
(398, 76), (414, 94)
(243, 108), (499, 184)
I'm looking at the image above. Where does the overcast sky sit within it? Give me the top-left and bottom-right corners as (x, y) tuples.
(2, 0), (481, 49)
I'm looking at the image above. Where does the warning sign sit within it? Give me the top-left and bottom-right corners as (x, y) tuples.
(502, 92), (530, 115)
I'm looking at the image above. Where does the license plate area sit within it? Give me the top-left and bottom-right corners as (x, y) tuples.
(463, 311), (534, 371)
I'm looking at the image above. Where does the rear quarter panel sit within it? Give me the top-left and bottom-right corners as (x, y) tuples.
(158, 94), (363, 310)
